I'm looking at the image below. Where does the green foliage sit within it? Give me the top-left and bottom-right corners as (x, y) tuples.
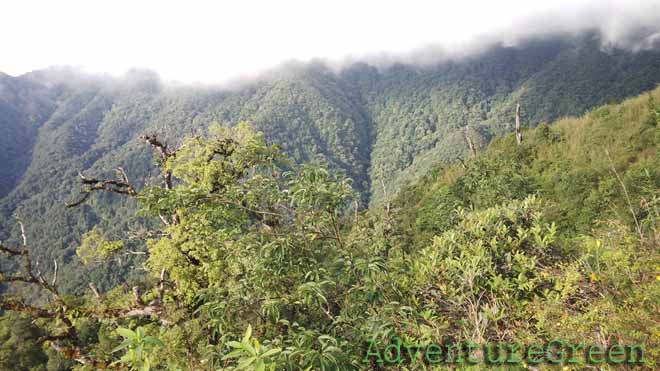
(76, 227), (124, 265)
(1, 60), (660, 370)
(0, 312), (74, 371)
(379, 87), (660, 369)
(222, 325), (281, 371)
(3, 36), (660, 298)
(112, 326), (165, 371)
(0, 312), (49, 371)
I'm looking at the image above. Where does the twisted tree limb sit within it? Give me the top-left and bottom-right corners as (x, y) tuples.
(68, 133), (181, 226)
(67, 168), (137, 208)
(0, 221), (64, 303)
(141, 134), (176, 190)
(0, 221), (95, 366)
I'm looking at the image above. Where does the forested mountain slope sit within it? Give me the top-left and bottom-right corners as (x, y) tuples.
(1, 83), (659, 371)
(344, 35), (660, 203)
(1, 32), (660, 292)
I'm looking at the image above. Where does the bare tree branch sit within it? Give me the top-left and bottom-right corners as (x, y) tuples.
(51, 259), (58, 287)
(18, 220), (28, 247)
(141, 134), (176, 161)
(456, 157), (468, 170)
(88, 282), (101, 299)
(67, 170), (137, 208)
(0, 242), (25, 256)
(515, 102), (523, 145)
(0, 299), (59, 319)
(463, 125), (477, 157)
(132, 286), (145, 306)
(0, 221), (65, 308)
(141, 134), (176, 190)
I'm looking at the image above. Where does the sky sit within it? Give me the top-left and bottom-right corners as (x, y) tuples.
(2, 0), (660, 84)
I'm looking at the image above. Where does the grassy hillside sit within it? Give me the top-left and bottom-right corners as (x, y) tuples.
(393, 86), (660, 245)
(362, 85), (660, 370)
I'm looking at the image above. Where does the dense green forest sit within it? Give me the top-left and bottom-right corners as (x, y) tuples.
(2, 33), (660, 297)
(1, 82), (659, 370)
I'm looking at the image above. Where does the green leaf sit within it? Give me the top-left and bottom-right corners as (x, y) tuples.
(261, 348), (281, 358)
(226, 341), (244, 349)
(221, 349), (244, 360)
(143, 336), (165, 347)
(242, 325), (252, 343)
(235, 357), (256, 370)
(116, 327), (136, 340)
(112, 339), (132, 353)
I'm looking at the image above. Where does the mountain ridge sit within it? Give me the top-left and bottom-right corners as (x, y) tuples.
(1, 32), (660, 291)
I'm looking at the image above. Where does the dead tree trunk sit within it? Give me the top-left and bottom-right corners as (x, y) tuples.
(515, 102), (523, 145)
(463, 126), (477, 157)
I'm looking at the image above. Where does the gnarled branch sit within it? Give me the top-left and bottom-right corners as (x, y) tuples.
(67, 169), (137, 208)
(0, 220), (63, 303)
(141, 134), (177, 190)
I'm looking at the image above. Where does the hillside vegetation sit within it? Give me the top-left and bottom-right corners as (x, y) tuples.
(2, 34), (660, 294)
(1, 85), (659, 370)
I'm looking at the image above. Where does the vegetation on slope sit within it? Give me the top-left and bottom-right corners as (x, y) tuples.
(2, 34), (660, 295)
(1, 87), (659, 370)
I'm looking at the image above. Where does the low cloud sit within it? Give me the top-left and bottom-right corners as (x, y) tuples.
(335, 1), (660, 70)
(3, 0), (659, 84)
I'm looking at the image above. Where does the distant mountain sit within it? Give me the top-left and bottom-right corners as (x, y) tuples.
(1, 32), (660, 292)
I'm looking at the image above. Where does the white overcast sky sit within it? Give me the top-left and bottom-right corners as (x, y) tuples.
(2, 0), (659, 83)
